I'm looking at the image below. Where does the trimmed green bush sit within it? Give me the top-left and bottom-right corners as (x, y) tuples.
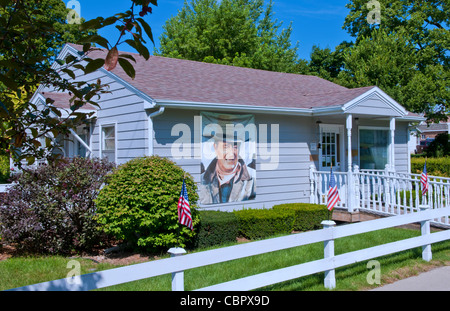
(411, 157), (450, 177)
(234, 203), (329, 240)
(273, 203), (329, 231)
(234, 208), (296, 240)
(196, 211), (239, 248)
(95, 156), (200, 252)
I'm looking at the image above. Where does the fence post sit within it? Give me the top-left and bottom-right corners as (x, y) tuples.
(168, 247), (187, 291)
(419, 205), (432, 262)
(321, 220), (336, 289)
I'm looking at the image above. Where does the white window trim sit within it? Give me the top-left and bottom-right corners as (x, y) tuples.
(318, 124), (345, 171)
(99, 122), (118, 163)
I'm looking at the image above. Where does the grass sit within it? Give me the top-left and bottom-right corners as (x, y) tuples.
(1, 227), (449, 291)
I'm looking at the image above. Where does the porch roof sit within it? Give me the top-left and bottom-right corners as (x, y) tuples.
(58, 44), (422, 121)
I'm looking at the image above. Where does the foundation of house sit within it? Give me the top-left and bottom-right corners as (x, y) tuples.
(332, 208), (448, 231)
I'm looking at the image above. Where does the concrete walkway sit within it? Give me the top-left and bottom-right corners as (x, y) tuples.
(371, 266), (450, 291)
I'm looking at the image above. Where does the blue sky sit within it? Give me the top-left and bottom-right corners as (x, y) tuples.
(74, 0), (354, 60)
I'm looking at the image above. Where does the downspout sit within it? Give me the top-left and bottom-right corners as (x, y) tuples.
(148, 106), (165, 156)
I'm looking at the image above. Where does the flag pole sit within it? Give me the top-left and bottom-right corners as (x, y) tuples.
(328, 163), (332, 221)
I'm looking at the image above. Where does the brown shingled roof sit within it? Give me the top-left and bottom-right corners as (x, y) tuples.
(66, 43), (379, 110)
(41, 92), (96, 111)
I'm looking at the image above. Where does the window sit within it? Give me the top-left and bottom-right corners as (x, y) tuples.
(319, 125), (343, 171)
(101, 125), (116, 162)
(359, 128), (388, 170)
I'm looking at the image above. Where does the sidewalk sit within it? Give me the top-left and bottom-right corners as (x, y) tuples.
(371, 266), (450, 291)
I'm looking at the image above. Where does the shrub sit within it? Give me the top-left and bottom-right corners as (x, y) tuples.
(426, 133), (450, 158)
(234, 203), (329, 240)
(95, 156), (200, 252)
(234, 208), (296, 240)
(0, 154), (10, 184)
(195, 210), (239, 248)
(273, 203), (329, 231)
(411, 157), (450, 177)
(0, 157), (114, 254)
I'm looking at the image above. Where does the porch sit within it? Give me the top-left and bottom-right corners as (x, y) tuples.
(310, 164), (450, 228)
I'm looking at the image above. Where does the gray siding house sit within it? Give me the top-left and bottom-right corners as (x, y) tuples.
(31, 43), (423, 212)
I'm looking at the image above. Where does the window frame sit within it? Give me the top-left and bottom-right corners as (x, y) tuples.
(100, 123), (117, 163)
(358, 126), (390, 170)
(318, 124), (344, 171)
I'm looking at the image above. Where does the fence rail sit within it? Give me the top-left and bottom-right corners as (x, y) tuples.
(8, 206), (450, 292)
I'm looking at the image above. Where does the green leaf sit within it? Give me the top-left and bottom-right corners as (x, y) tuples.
(137, 18), (154, 45)
(79, 17), (103, 31)
(118, 54), (136, 63)
(118, 57), (136, 79)
(78, 34), (109, 49)
(84, 58), (105, 74)
(61, 68), (76, 80)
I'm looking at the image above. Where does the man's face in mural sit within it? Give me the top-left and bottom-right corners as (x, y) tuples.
(214, 141), (239, 173)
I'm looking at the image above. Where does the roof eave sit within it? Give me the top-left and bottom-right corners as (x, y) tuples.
(57, 44), (158, 110)
(155, 99), (314, 116)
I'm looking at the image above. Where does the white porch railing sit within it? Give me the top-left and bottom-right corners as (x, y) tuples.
(310, 165), (450, 228)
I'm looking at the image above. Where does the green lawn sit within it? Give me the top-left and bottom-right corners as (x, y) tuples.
(1, 227), (449, 291)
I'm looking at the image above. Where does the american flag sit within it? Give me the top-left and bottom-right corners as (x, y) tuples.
(421, 162), (429, 196)
(178, 179), (193, 230)
(327, 168), (340, 211)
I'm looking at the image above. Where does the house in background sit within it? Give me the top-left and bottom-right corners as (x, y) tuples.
(28, 43), (424, 212)
(418, 118), (450, 140)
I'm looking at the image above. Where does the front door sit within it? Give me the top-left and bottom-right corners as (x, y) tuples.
(319, 124), (344, 171)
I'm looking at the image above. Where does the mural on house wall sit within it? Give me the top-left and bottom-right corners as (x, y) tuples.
(199, 112), (256, 205)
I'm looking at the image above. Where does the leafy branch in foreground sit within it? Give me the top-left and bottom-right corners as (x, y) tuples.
(0, 0), (157, 167)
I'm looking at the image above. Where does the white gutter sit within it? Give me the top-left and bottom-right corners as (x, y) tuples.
(147, 107), (165, 156)
(155, 100), (313, 116)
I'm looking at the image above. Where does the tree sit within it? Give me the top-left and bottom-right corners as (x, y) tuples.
(156, 0), (301, 73)
(341, 0), (449, 121)
(0, 0), (157, 166)
(307, 41), (353, 83)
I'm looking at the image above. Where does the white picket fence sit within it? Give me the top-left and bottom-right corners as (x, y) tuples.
(8, 206), (450, 291)
(310, 165), (450, 227)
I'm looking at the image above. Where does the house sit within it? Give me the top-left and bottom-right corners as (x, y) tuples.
(418, 118), (450, 141)
(29, 43), (424, 212)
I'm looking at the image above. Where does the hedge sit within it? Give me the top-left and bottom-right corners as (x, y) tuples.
(234, 208), (296, 240)
(195, 211), (239, 248)
(273, 203), (329, 232)
(234, 203), (329, 240)
(411, 157), (450, 177)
